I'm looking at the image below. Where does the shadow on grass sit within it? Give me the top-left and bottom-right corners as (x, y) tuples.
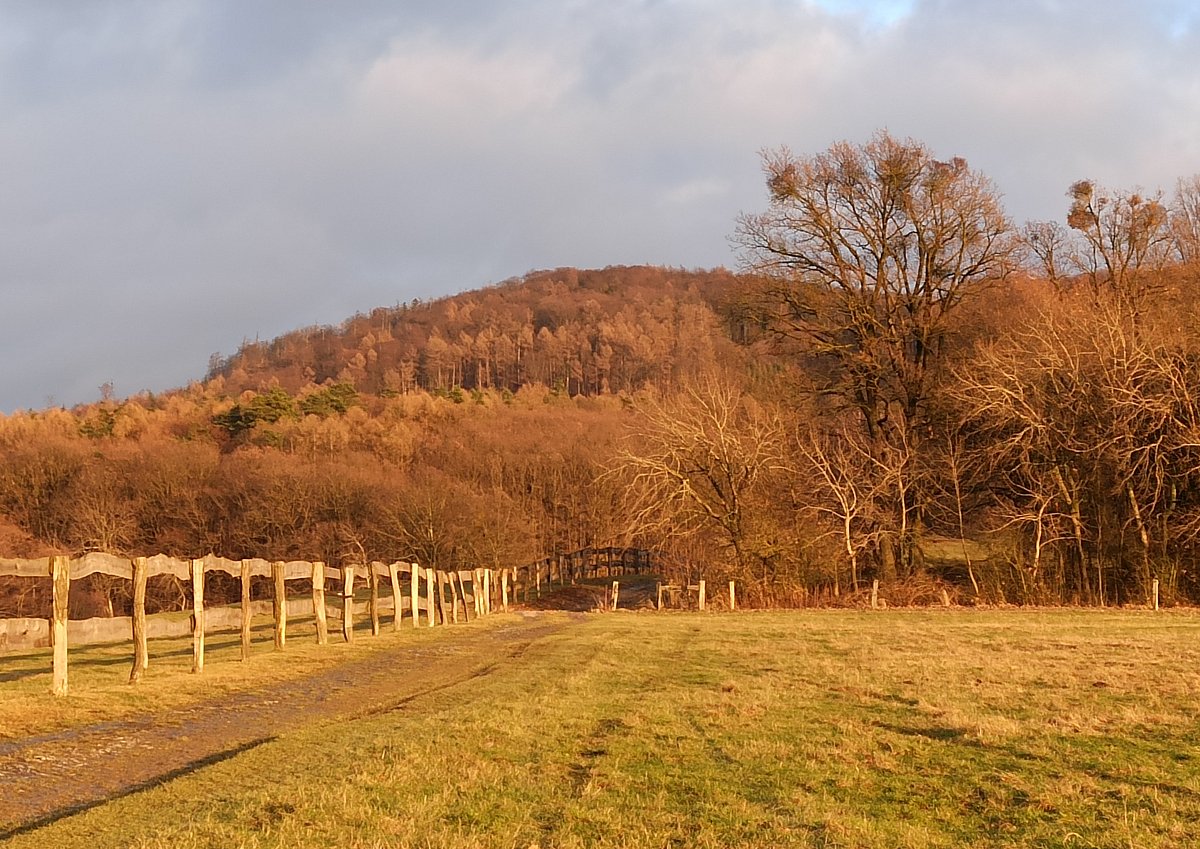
(873, 721), (968, 742)
(0, 735), (276, 840)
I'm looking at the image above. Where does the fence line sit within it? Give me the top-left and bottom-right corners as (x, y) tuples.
(0, 547), (654, 695)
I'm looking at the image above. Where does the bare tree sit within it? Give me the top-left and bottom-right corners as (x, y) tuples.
(615, 377), (785, 579)
(1020, 220), (1071, 287)
(735, 131), (1014, 436)
(793, 421), (887, 594)
(1171, 175), (1200, 264)
(1065, 180), (1173, 312)
(735, 130), (1015, 575)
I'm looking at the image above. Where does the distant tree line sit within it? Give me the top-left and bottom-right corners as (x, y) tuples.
(207, 266), (744, 399)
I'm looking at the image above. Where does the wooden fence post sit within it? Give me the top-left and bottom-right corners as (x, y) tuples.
(457, 571), (472, 622)
(130, 556), (148, 683)
(611, 580), (619, 611)
(51, 555), (70, 696)
(342, 564), (355, 642)
(191, 559), (206, 674)
(536, 563), (542, 598)
(240, 559), (252, 661)
(369, 563), (381, 636)
(411, 563), (421, 628)
(426, 566), (436, 627)
(871, 579), (879, 610)
(272, 561), (287, 650)
(698, 579), (706, 612)
(312, 561), (328, 645)
(656, 581), (663, 611)
(502, 569), (510, 612)
(729, 580), (736, 612)
(444, 570), (456, 623)
(1153, 578), (1161, 611)
(388, 562), (403, 631)
(435, 571), (450, 625)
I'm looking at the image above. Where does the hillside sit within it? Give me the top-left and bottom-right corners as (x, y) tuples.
(207, 266), (755, 398)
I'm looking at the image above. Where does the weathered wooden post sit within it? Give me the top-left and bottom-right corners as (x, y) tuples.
(435, 571), (449, 624)
(456, 571), (472, 622)
(501, 569), (510, 612)
(342, 564), (355, 642)
(729, 580), (736, 612)
(656, 581), (663, 611)
(272, 561), (287, 650)
(536, 563), (542, 598)
(444, 570), (456, 623)
(130, 556), (148, 683)
(388, 561), (403, 631)
(611, 580), (619, 610)
(698, 579), (706, 612)
(369, 562), (381, 636)
(51, 555), (70, 696)
(1153, 578), (1161, 611)
(411, 563), (421, 628)
(240, 559), (252, 660)
(191, 558), (206, 673)
(426, 566), (436, 627)
(312, 561), (328, 645)
(871, 579), (879, 610)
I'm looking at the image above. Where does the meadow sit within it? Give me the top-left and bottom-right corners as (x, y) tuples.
(5, 609), (1200, 848)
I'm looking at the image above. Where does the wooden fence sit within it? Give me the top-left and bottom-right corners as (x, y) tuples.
(0, 546), (653, 696)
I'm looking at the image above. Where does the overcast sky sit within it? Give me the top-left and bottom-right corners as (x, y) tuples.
(1, 0), (1198, 411)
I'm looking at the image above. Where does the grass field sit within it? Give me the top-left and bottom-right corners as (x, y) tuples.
(7, 609), (1200, 848)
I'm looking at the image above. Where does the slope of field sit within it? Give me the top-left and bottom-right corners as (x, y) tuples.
(5, 609), (1200, 848)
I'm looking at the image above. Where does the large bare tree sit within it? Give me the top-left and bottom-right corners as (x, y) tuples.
(735, 131), (1014, 575)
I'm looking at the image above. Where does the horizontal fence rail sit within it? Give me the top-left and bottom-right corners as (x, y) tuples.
(0, 547), (655, 695)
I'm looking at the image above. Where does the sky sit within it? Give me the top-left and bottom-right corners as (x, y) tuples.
(1, 0), (1198, 412)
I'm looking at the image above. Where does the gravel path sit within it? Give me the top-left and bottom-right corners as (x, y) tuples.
(0, 614), (570, 838)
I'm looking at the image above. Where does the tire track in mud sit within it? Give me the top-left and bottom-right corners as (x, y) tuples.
(0, 615), (572, 838)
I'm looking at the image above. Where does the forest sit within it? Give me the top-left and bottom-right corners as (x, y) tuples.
(4, 130), (1200, 616)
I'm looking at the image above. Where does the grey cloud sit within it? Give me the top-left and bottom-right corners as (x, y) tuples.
(1, 0), (1198, 411)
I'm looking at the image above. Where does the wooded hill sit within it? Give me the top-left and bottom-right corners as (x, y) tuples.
(207, 266), (751, 398)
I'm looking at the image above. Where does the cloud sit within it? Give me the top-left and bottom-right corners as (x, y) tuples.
(0, 0), (1197, 410)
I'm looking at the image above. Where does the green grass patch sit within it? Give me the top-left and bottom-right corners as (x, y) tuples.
(10, 610), (1200, 848)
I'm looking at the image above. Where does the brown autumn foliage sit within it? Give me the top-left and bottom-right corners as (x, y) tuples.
(208, 266), (746, 397)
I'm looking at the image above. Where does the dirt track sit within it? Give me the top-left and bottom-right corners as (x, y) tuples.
(0, 614), (573, 838)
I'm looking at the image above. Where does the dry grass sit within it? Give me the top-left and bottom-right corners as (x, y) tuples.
(7, 609), (1200, 848)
